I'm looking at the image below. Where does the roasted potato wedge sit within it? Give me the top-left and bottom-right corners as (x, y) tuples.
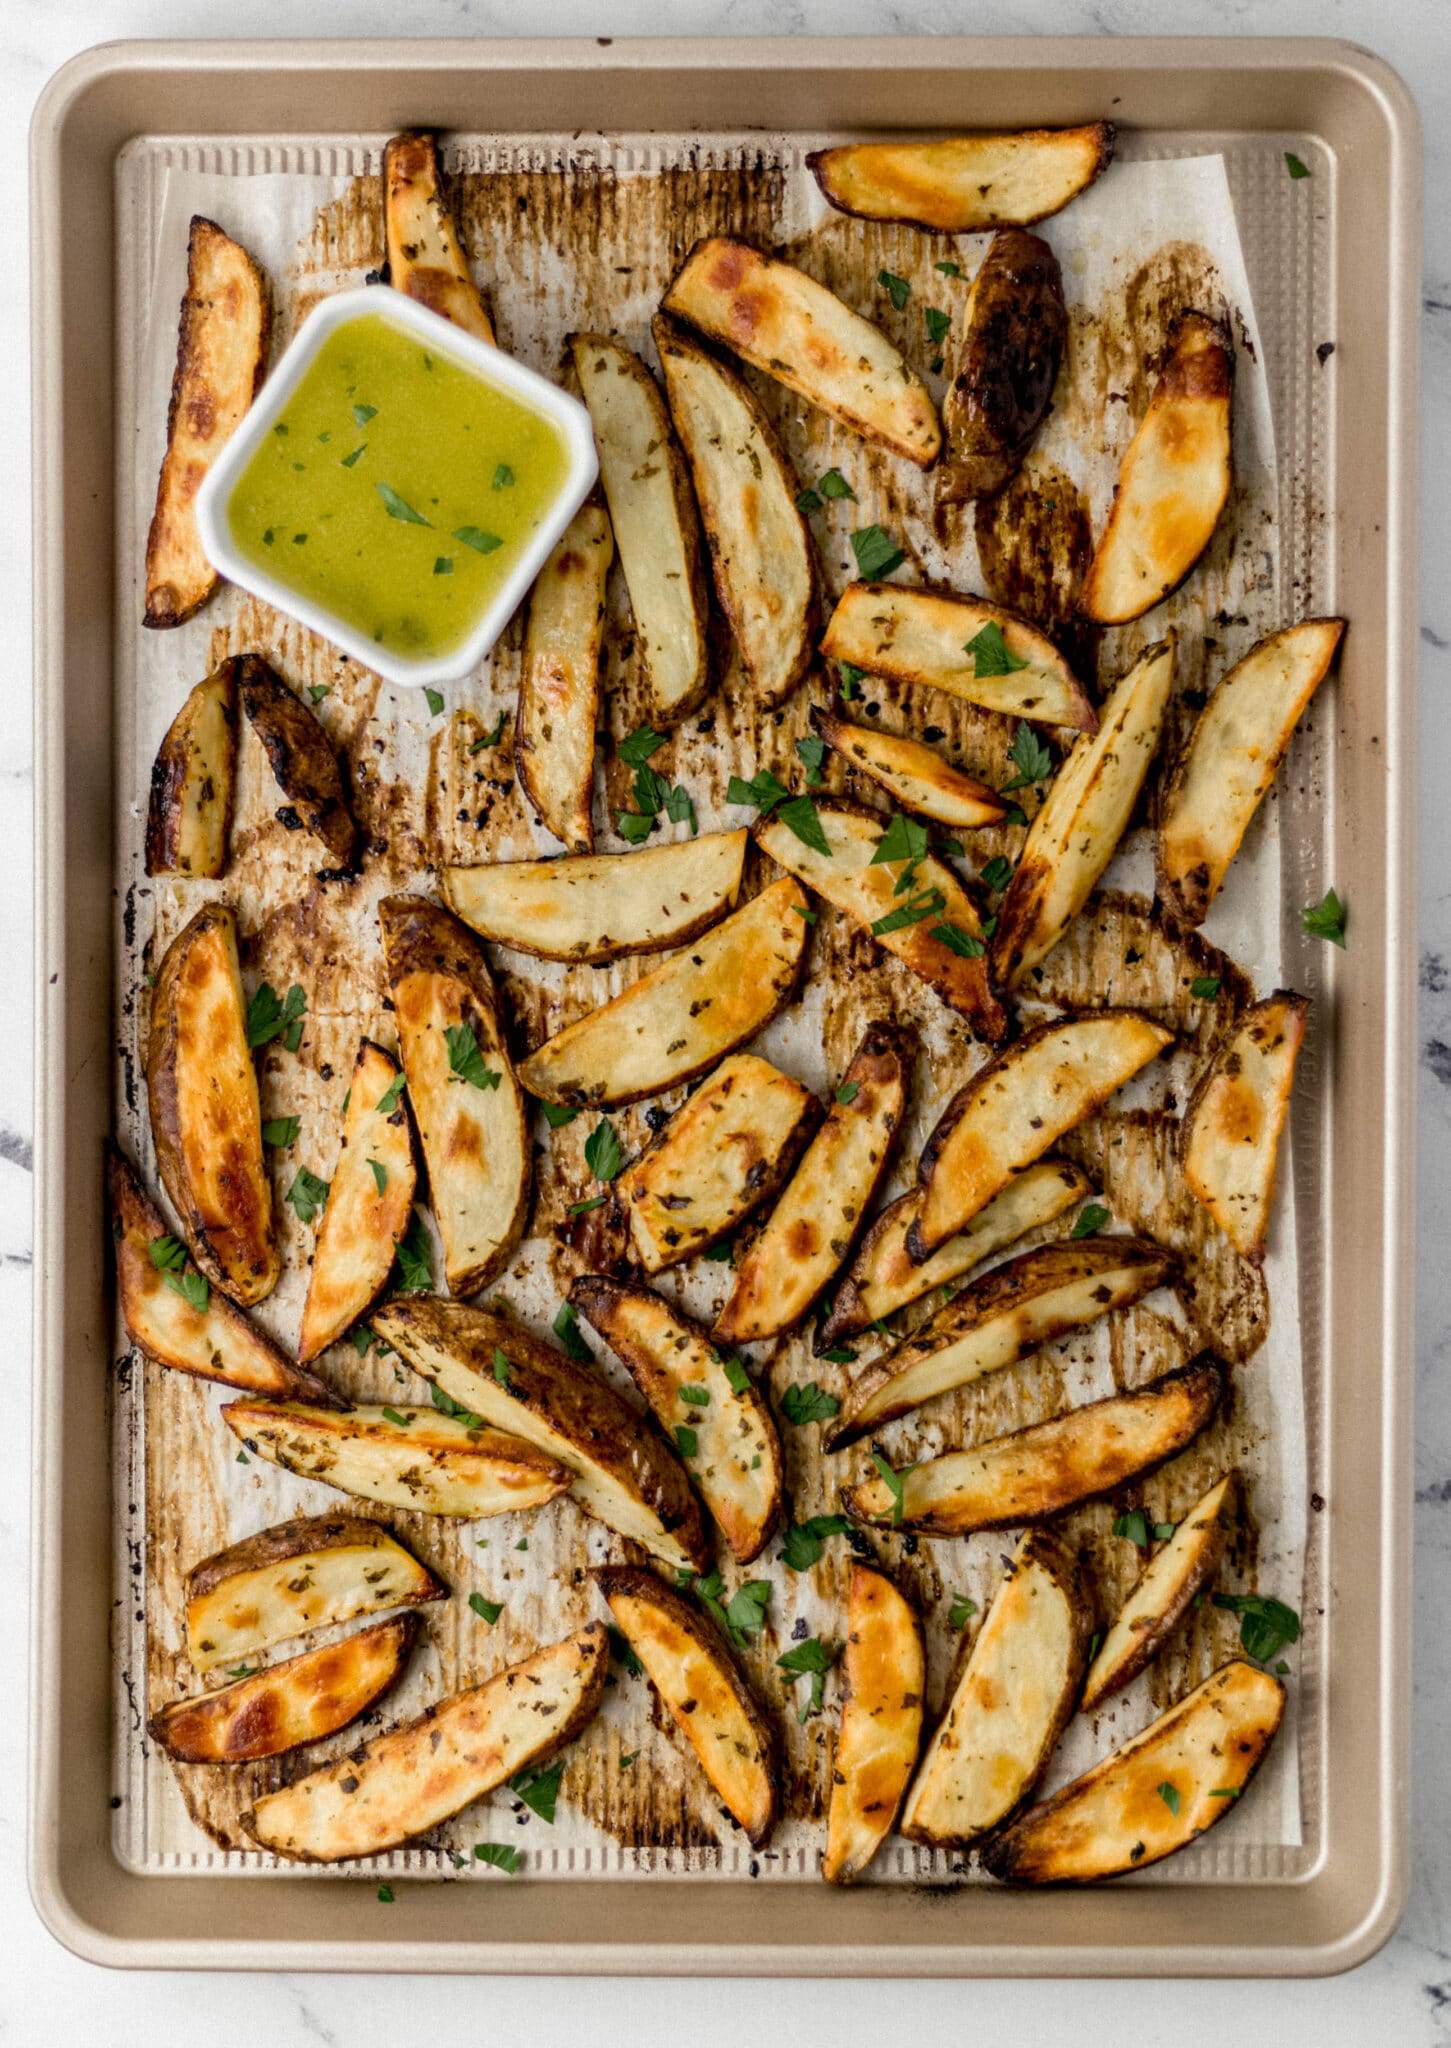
(821, 581), (1095, 733)
(911, 1010), (1173, 1260)
(901, 1535), (1091, 1846)
(1158, 619), (1346, 925)
(937, 230), (1067, 505)
(1081, 1469), (1239, 1710)
(516, 502), (613, 852)
(806, 123), (1114, 233)
(1081, 311), (1234, 624)
(372, 1294), (710, 1573)
(144, 216), (271, 628)
(662, 237), (940, 467)
(981, 1658), (1285, 1883)
(248, 1623), (609, 1861)
(443, 831), (747, 965)
(297, 1040), (417, 1362)
(144, 661), (238, 878)
(379, 896), (530, 1295)
(149, 1614), (417, 1765)
(811, 709), (1006, 831)
(826, 1235), (1179, 1450)
(654, 316), (818, 707)
(185, 1511), (445, 1675)
(570, 333), (710, 726)
(221, 1398), (573, 1520)
(569, 1277), (783, 1563)
(146, 903), (279, 1306)
(844, 1356), (1224, 1536)
(993, 636), (1176, 987)
(823, 1564), (925, 1884)
(516, 876), (809, 1108)
(596, 1565), (778, 1844)
(716, 1024), (912, 1344)
(383, 131), (494, 343)
(753, 798), (1006, 1041)
(1181, 992), (1308, 1259)
(238, 653), (357, 867)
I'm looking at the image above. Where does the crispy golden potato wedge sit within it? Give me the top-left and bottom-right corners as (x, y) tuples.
(753, 798), (1006, 1041)
(654, 317), (818, 707)
(372, 1295), (710, 1573)
(516, 503), (613, 852)
(911, 1010), (1173, 1261)
(981, 1658), (1284, 1883)
(570, 333), (710, 726)
(443, 831), (748, 965)
(144, 216), (271, 629)
(297, 1040), (417, 1362)
(994, 636), (1176, 988)
(1158, 619), (1346, 925)
(817, 1157), (1090, 1353)
(902, 1535), (1091, 1846)
(938, 230), (1067, 505)
(248, 1622), (609, 1861)
(716, 1024), (912, 1344)
(843, 1357), (1224, 1536)
(185, 1512), (445, 1675)
(221, 1398), (572, 1519)
(812, 709), (1006, 831)
(145, 662), (237, 878)
(596, 1565), (778, 1844)
(1082, 1470), (1239, 1710)
(1181, 993), (1308, 1260)
(827, 1235), (1179, 1450)
(149, 1614), (417, 1765)
(237, 653), (357, 867)
(570, 1277), (783, 1563)
(663, 237), (940, 467)
(146, 903), (279, 1306)
(806, 123), (1114, 233)
(383, 131), (494, 343)
(379, 896), (530, 1295)
(1081, 312), (1234, 625)
(823, 1564), (925, 1884)
(517, 876), (809, 1108)
(821, 581), (1096, 733)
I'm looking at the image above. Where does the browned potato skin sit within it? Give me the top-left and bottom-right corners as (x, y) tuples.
(823, 1564), (925, 1885)
(383, 132), (494, 343)
(938, 230), (1067, 505)
(1080, 1469), (1239, 1711)
(144, 216), (271, 629)
(237, 654), (357, 867)
(148, 1614), (418, 1764)
(805, 123), (1115, 234)
(145, 662), (238, 878)
(1180, 991), (1308, 1261)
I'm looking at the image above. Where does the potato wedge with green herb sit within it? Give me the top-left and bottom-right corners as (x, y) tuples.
(1181, 993), (1308, 1259)
(570, 1277), (783, 1562)
(1158, 619), (1346, 925)
(654, 316), (817, 707)
(911, 1010), (1172, 1260)
(147, 903), (279, 1306)
(517, 876), (809, 1109)
(811, 709), (1006, 831)
(238, 654), (357, 867)
(380, 896), (530, 1295)
(383, 131), (494, 343)
(827, 1236), (1179, 1450)
(821, 581), (1096, 733)
(516, 503), (613, 852)
(937, 229), (1067, 505)
(807, 124), (1114, 233)
(297, 1040), (417, 1362)
(902, 1535), (1091, 1846)
(373, 1294), (710, 1572)
(1081, 312), (1234, 624)
(248, 1622), (609, 1861)
(1082, 1470), (1239, 1710)
(221, 1398), (572, 1519)
(753, 798), (1006, 1040)
(844, 1357), (1224, 1535)
(993, 636), (1175, 987)
(823, 1564), (925, 1884)
(145, 662), (237, 878)
(981, 1658), (1284, 1883)
(596, 1565), (778, 1844)
(443, 831), (747, 965)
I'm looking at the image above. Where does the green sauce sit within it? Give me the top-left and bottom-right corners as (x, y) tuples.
(228, 311), (570, 658)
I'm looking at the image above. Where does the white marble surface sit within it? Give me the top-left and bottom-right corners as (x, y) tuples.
(4, 1), (1447, 2041)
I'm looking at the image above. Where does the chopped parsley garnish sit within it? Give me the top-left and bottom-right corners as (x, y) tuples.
(492, 1348), (513, 1387)
(368, 1157), (388, 1195)
(552, 1301), (592, 1361)
(453, 525), (503, 554)
(619, 724), (667, 767)
(607, 1625), (643, 1676)
(493, 463), (515, 489)
(851, 523), (905, 581)
(780, 1381), (841, 1426)
(307, 685), (330, 707)
(1301, 887), (1347, 948)
(673, 1424), (698, 1459)
(147, 1234), (187, 1274)
(1113, 1509), (1150, 1548)
(1189, 975), (1222, 1000)
(819, 467), (856, 502)
(226, 1663), (259, 1679)
(376, 1072), (406, 1114)
(381, 1406), (411, 1428)
(877, 268), (911, 310)
(1213, 1591), (1301, 1665)
(424, 687), (445, 717)
(469, 1592), (504, 1625)
(285, 1167), (330, 1224)
(718, 1353), (752, 1395)
(835, 1081), (860, 1105)
(727, 767), (789, 814)
(340, 446), (366, 468)
(149, 1236), (208, 1313)
(376, 481), (430, 525)
(511, 1760), (564, 1824)
(870, 1446), (916, 1526)
(473, 1841), (521, 1872)
(1285, 152), (1311, 180)
(619, 1750), (639, 1768)
(871, 888), (945, 937)
(246, 981), (307, 1052)
(567, 1194), (607, 1216)
(429, 1383), (484, 1428)
(583, 1117), (625, 1183)
(470, 710), (507, 750)
(616, 809), (654, 844)
(796, 485), (823, 517)
(948, 1595), (978, 1631)
(1000, 721), (1054, 792)
(780, 1514), (852, 1572)
(1157, 1781), (1181, 1815)
(445, 1021), (500, 1090)
(705, 1238), (737, 1264)
(980, 855), (1014, 892)
(724, 1579), (771, 1641)
(351, 1325), (380, 1357)
(392, 1209), (434, 1293)
(1208, 1786), (1242, 1801)
(776, 794), (831, 855)
(434, 556), (454, 576)
(1153, 1521), (1177, 1542)
(935, 259), (964, 278)
(966, 620), (1030, 678)
(871, 812), (929, 871)
(796, 735), (828, 787)
(924, 306), (952, 346)
(377, 1884), (395, 1903)
(931, 922), (986, 957)
(777, 1635), (842, 1721)
(1071, 1202), (1111, 1239)
(679, 1383), (711, 1407)
(351, 402), (378, 426)
(837, 662), (865, 700)
(542, 1100), (581, 1128)
(819, 1344), (857, 1365)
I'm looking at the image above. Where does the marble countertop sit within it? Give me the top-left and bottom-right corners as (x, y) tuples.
(5, 1), (1447, 2041)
